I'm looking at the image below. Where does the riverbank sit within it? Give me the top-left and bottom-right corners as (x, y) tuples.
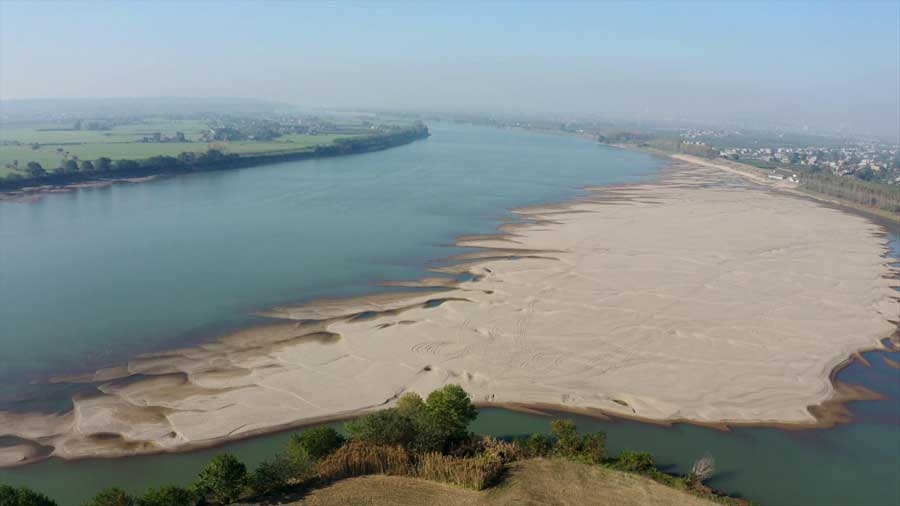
(0, 124), (430, 201)
(640, 150), (900, 225)
(1, 153), (895, 468)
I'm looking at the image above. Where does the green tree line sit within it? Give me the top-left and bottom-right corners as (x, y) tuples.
(800, 170), (900, 213)
(0, 124), (429, 191)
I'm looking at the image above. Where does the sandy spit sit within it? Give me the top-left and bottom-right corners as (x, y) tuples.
(1, 158), (897, 467)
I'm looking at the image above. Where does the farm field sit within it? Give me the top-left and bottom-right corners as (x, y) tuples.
(0, 120), (360, 177)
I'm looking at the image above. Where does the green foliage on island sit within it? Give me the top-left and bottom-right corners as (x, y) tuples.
(0, 385), (749, 506)
(0, 123), (429, 192)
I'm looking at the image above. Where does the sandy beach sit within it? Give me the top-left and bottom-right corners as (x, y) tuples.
(1, 156), (897, 466)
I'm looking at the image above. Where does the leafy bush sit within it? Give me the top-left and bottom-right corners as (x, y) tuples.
(409, 409), (452, 453)
(425, 385), (477, 443)
(194, 453), (247, 504)
(550, 419), (580, 454)
(288, 427), (345, 460)
(615, 450), (656, 473)
(136, 486), (195, 506)
(395, 392), (426, 418)
(345, 408), (416, 447)
(580, 432), (607, 464)
(523, 433), (553, 457)
(85, 487), (134, 506)
(0, 485), (57, 506)
(392, 392), (450, 453)
(250, 453), (299, 495)
(346, 386), (478, 454)
(549, 419), (607, 463)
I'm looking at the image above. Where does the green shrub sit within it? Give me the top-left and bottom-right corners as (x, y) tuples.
(550, 419), (581, 457)
(194, 453), (247, 504)
(549, 419), (607, 463)
(345, 409), (416, 447)
(395, 392), (426, 418)
(393, 392), (448, 453)
(616, 450), (656, 473)
(250, 454), (298, 495)
(288, 426), (345, 460)
(136, 486), (196, 506)
(580, 432), (607, 464)
(425, 385), (477, 443)
(0, 485), (57, 506)
(523, 433), (553, 457)
(84, 487), (134, 506)
(409, 410), (451, 453)
(346, 385), (477, 454)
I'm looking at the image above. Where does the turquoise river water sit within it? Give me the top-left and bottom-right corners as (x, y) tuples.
(0, 123), (897, 505)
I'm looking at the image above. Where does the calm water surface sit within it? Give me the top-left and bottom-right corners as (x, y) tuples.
(1, 124), (897, 506)
(0, 123), (656, 406)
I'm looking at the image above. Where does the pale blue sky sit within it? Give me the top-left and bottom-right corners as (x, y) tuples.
(1, 0), (898, 136)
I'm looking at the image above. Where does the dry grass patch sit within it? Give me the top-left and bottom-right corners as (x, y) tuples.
(292, 475), (479, 506)
(284, 458), (717, 506)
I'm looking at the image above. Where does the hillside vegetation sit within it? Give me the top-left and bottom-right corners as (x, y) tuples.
(288, 458), (718, 506)
(0, 386), (746, 506)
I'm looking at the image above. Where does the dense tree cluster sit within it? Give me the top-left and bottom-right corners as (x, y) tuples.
(345, 384), (477, 454)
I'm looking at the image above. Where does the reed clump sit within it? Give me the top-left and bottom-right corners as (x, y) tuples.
(317, 440), (414, 481)
(316, 440), (505, 491)
(476, 436), (524, 464)
(416, 452), (505, 490)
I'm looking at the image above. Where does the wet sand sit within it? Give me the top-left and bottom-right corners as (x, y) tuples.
(1, 158), (896, 466)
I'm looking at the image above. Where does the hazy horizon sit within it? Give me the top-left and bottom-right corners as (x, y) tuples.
(2, 0), (898, 138)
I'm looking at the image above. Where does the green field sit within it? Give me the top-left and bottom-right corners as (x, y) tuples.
(0, 120), (359, 177)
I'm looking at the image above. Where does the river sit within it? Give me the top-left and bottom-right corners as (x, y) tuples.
(0, 123), (897, 505)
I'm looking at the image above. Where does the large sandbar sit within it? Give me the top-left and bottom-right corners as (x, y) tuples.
(1, 158), (896, 465)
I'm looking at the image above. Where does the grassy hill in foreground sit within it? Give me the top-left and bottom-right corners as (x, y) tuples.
(284, 458), (718, 506)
